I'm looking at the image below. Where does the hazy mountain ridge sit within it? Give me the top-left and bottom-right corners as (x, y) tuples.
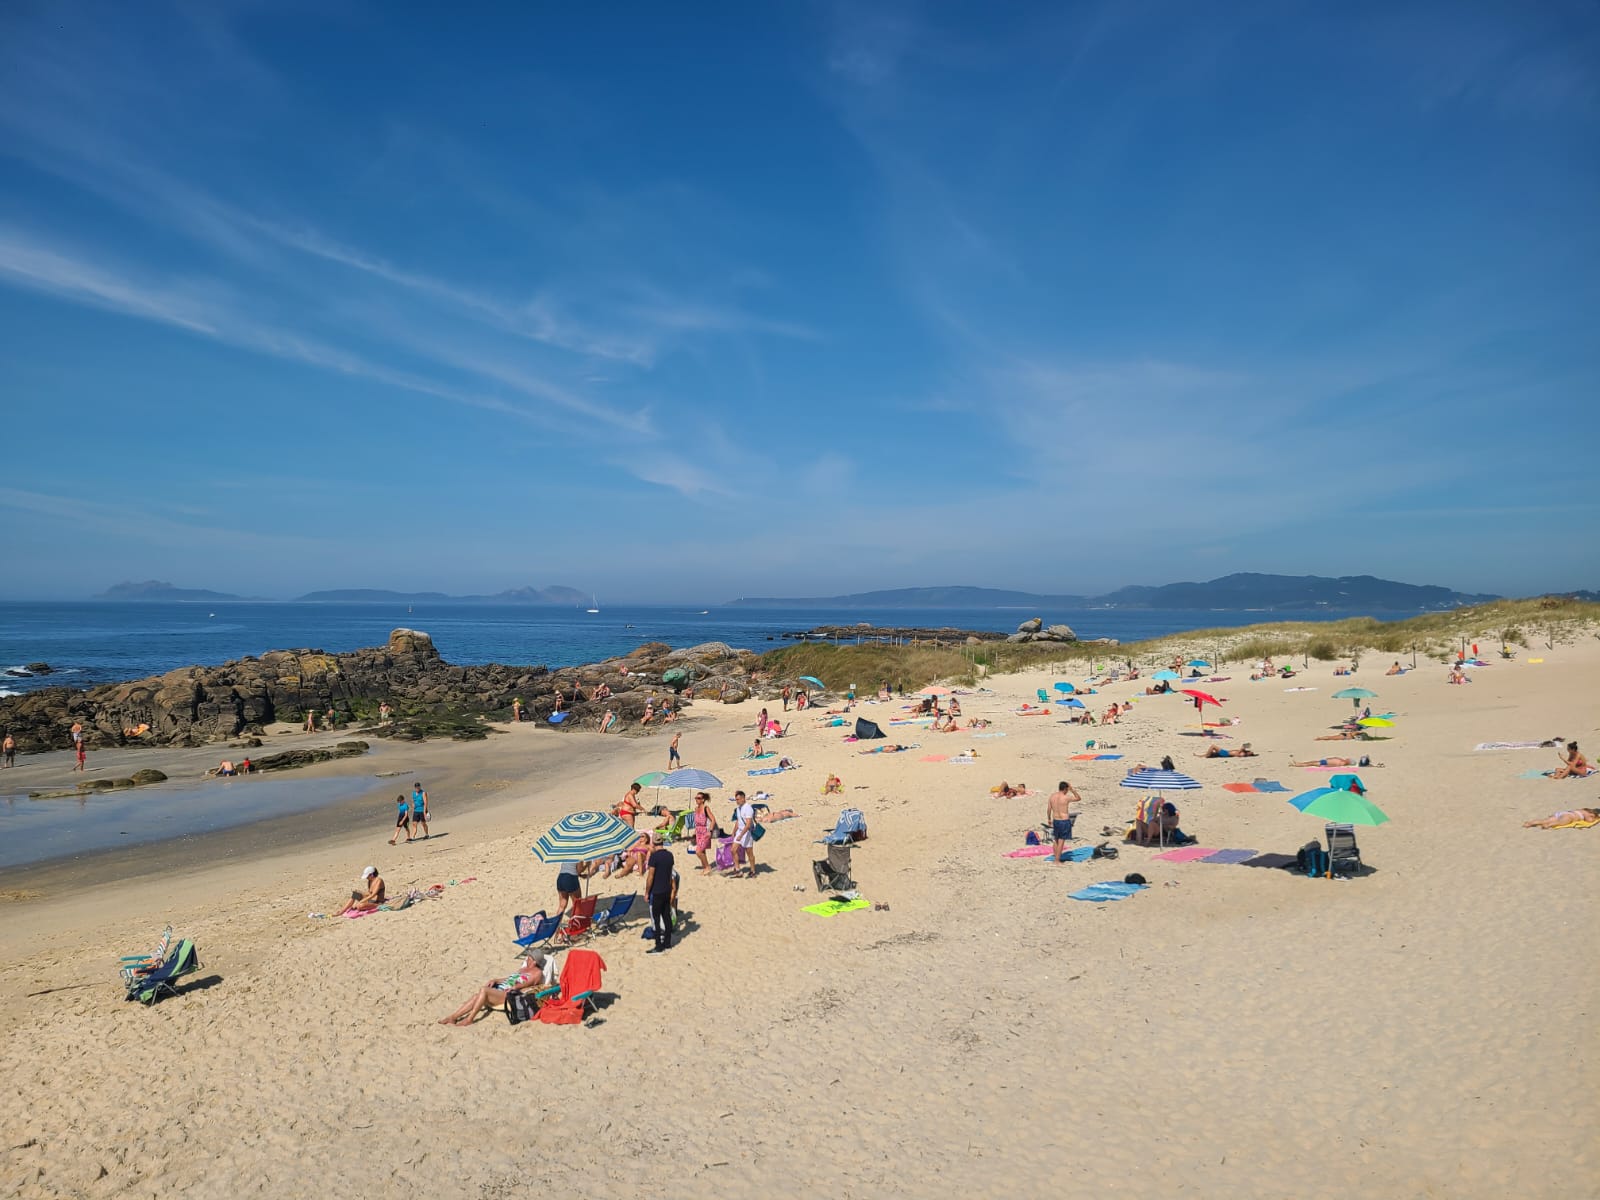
(92, 581), (260, 602)
(727, 574), (1501, 611)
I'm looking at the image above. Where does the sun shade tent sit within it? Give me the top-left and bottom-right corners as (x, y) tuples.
(854, 718), (885, 739)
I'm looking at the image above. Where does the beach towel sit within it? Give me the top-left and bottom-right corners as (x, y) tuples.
(1095, 754), (1123, 761)
(1516, 769), (1551, 780)
(1222, 783), (1259, 794)
(1543, 816), (1600, 829)
(1013, 707), (1051, 716)
(1475, 741), (1546, 751)
(1284, 686), (1318, 692)
(1004, 846), (1055, 858)
(919, 754), (948, 763)
(1238, 853), (1298, 870)
(1200, 849), (1259, 865)
(536, 948), (605, 1024)
(1152, 847), (1216, 863)
(1252, 780), (1289, 793)
(1069, 754), (1097, 761)
(948, 756), (977, 764)
(1069, 881), (1148, 903)
(1059, 846), (1095, 863)
(747, 766), (790, 776)
(746, 752), (777, 760)
(972, 732), (1007, 739)
(802, 896), (871, 917)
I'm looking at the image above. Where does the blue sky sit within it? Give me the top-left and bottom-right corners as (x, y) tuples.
(1, 0), (1595, 602)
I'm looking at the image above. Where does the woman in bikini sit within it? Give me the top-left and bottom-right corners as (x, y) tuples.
(437, 953), (549, 1026)
(1550, 741), (1592, 779)
(614, 783), (644, 827)
(1523, 807), (1600, 829)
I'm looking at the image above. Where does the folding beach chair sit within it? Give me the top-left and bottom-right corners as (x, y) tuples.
(552, 895), (598, 946)
(119, 924), (173, 986)
(512, 911), (562, 949)
(1037, 689), (1051, 704)
(812, 842), (855, 892)
(591, 893), (636, 936)
(125, 938), (200, 1005)
(1325, 824), (1363, 877)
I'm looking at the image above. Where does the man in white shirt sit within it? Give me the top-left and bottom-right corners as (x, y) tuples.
(732, 789), (758, 879)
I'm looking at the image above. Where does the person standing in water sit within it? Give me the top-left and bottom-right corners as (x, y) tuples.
(410, 781), (430, 839)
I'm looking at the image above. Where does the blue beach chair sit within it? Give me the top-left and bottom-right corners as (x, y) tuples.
(512, 911), (561, 948)
(592, 893), (636, 935)
(125, 938), (200, 1005)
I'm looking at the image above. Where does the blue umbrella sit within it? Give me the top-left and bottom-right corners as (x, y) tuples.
(531, 811), (638, 863)
(1152, 670), (1181, 682)
(1053, 681), (1075, 693)
(1118, 770), (1202, 792)
(1058, 697), (1086, 709)
(1187, 659), (1212, 668)
(656, 768), (723, 791)
(797, 676), (826, 690)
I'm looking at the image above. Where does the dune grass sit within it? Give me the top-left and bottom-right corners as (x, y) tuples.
(758, 597), (1600, 685)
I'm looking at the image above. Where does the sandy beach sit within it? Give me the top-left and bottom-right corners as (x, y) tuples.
(2, 639), (1596, 1198)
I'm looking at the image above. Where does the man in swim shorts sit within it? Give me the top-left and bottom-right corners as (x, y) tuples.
(1046, 780), (1082, 862)
(410, 782), (430, 839)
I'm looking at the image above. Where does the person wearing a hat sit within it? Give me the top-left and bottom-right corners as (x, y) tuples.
(437, 951), (550, 1026)
(333, 866), (385, 916)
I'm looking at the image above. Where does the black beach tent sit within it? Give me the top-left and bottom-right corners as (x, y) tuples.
(854, 718), (885, 739)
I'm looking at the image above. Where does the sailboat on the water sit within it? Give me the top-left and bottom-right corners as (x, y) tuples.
(586, 595), (600, 614)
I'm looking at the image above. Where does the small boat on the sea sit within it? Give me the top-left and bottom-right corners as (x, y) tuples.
(587, 595), (600, 614)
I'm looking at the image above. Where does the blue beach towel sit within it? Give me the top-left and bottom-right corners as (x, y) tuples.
(1069, 881), (1148, 902)
(1094, 754), (1123, 761)
(1517, 768), (1551, 779)
(1251, 780), (1289, 793)
(1058, 846), (1095, 863)
(747, 766), (789, 776)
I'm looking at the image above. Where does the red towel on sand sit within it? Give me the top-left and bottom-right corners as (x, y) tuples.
(537, 948), (606, 1024)
(1222, 782), (1259, 793)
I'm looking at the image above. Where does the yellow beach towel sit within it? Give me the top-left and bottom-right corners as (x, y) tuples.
(1548, 816), (1600, 830)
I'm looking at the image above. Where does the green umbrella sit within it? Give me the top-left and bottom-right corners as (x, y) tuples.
(634, 771), (667, 787)
(1294, 788), (1390, 826)
(1332, 686), (1378, 710)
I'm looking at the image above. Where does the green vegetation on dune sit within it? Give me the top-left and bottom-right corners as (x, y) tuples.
(758, 597), (1600, 686)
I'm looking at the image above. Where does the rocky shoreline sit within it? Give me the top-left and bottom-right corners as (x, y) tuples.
(0, 629), (770, 757)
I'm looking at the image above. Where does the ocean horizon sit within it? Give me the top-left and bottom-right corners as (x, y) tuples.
(2, 600), (1378, 697)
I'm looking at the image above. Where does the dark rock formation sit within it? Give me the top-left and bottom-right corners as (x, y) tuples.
(0, 628), (766, 756)
(253, 742), (370, 772)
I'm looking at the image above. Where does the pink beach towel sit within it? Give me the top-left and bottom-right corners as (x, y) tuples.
(1151, 847), (1218, 863)
(1004, 846), (1055, 858)
(920, 754), (948, 763)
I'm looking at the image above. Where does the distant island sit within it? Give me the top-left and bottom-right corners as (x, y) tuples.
(90, 582), (591, 606)
(92, 581), (262, 603)
(726, 574), (1501, 612)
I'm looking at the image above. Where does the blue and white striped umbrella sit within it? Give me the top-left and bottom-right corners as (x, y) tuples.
(530, 811), (638, 863)
(655, 768), (723, 791)
(1118, 770), (1202, 792)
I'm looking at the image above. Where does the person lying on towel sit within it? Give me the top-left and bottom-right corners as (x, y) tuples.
(1523, 807), (1600, 829)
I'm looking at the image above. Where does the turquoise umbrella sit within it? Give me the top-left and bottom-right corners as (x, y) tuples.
(1333, 686), (1378, 710)
(1288, 788), (1389, 825)
(1152, 670), (1181, 682)
(798, 676), (826, 690)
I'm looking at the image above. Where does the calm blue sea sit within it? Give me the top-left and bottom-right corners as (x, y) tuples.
(0, 601), (1361, 696)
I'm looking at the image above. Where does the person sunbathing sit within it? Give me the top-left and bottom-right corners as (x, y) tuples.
(1291, 756), (1365, 767)
(599, 709), (618, 733)
(744, 738), (765, 759)
(1386, 662), (1403, 675)
(948, 699), (962, 716)
(1523, 808), (1600, 829)
(1196, 743), (1256, 758)
(1316, 728), (1368, 741)
(967, 717), (990, 729)
(1550, 742), (1593, 779)
(991, 781), (1027, 798)
(333, 867), (384, 916)
(437, 953), (549, 1026)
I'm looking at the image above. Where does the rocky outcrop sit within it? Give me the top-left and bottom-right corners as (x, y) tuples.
(0, 629), (768, 756)
(1008, 619), (1077, 644)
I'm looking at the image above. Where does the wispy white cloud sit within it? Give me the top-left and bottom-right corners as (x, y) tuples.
(0, 485), (330, 553)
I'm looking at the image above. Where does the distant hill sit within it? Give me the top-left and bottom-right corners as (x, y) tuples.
(727, 574), (1499, 612)
(294, 585), (590, 606)
(92, 581), (255, 602)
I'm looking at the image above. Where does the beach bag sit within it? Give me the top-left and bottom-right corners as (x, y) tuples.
(1358, 755), (1372, 767)
(504, 990), (536, 1025)
(1297, 841), (1326, 877)
(751, 822), (766, 842)
(1025, 830), (1040, 846)
(1124, 873), (1147, 886)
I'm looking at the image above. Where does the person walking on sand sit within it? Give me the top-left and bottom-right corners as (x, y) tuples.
(669, 730), (681, 769)
(70, 722), (82, 750)
(781, 684), (792, 712)
(732, 790), (758, 878)
(304, 710), (316, 733)
(756, 707), (769, 736)
(2, 733), (15, 767)
(410, 782), (430, 839)
(644, 833), (676, 952)
(74, 738), (87, 772)
(388, 793), (411, 845)
(1047, 780), (1082, 862)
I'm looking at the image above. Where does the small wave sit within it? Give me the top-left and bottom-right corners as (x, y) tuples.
(0, 688), (19, 697)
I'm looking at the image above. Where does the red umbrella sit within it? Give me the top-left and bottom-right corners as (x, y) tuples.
(1180, 689), (1224, 733)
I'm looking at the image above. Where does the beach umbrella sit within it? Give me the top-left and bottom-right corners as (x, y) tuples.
(1333, 686), (1378, 710)
(1152, 670), (1180, 682)
(1118, 769), (1201, 792)
(1356, 717), (1393, 728)
(1289, 788), (1389, 826)
(1119, 769), (1201, 847)
(531, 810), (638, 864)
(1187, 659), (1212, 669)
(1059, 697), (1086, 709)
(1180, 688), (1223, 732)
(920, 686), (953, 696)
(1053, 681), (1075, 693)
(656, 767), (723, 791)
(797, 675), (826, 690)
(634, 771), (667, 787)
